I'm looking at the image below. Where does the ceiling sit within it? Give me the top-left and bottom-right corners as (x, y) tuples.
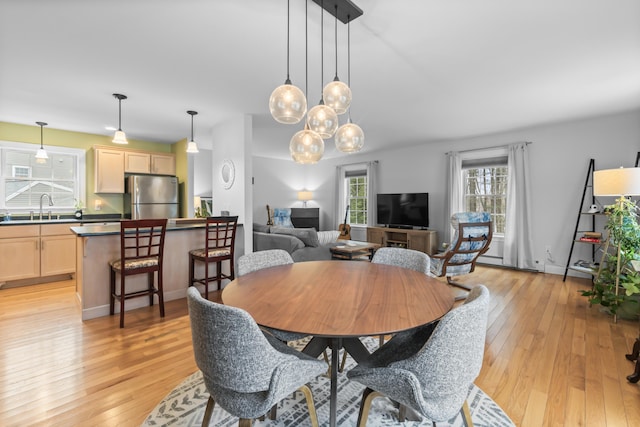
(1, 0), (639, 160)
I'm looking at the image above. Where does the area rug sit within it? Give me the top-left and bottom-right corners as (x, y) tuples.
(143, 338), (514, 427)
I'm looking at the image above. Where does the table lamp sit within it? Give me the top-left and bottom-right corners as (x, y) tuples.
(298, 191), (313, 207)
(593, 166), (640, 322)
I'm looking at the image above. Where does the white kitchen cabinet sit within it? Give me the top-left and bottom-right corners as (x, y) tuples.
(0, 225), (40, 282)
(94, 148), (125, 193)
(40, 224), (76, 277)
(124, 151), (151, 174)
(151, 153), (176, 175)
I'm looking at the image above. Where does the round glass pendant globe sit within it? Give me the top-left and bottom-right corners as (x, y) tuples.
(307, 104), (338, 139)
(323, 80), (351, 115)
(269, 83), (307, 124)
(335, 122), (365, 153)
(290, 128), (325, 164)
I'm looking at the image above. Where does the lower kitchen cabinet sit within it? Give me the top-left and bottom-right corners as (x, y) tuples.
(0, 223), (76, 284)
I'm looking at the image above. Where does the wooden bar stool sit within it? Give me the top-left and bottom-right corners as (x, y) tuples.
(189, 216), (238, 299)
(109, 219), (167, 328)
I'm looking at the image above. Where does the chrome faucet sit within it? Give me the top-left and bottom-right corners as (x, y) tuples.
(39, 194), (54, 220)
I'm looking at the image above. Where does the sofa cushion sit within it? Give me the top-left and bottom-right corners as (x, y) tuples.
(272, 226), (320, 247)
(273, 208), (294, 227)
(253, 231), (305, 253)
(253, 223), (271, 233)
(317, 230), (340, 245)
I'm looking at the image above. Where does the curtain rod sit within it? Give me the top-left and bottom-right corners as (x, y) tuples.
(337, 159), (378, 167)
(445, 141), (532, 155)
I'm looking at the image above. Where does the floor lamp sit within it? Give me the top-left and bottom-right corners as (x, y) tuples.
(593, 166), (640, 382)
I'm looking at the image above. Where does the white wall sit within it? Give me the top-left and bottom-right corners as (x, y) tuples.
(252, 109), (640, 277)
(211, 115), (253, 254)
(193, 148), (213, 198)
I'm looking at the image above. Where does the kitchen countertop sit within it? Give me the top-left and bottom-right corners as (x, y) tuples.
(70, 219), (240, 237)
(0, 214), (123, 226)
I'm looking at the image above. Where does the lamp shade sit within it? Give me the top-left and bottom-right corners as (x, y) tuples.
(323, 80), (351, 114)
(307, 103), (338, 139)
(335, 121), (364, 153)
(186, 141), (199, 153)
(298, 191), (313, 201)
(593, 167), (640, 196)
(269, 83), (307, 124)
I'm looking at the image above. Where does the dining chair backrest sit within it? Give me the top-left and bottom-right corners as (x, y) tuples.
(238, 249), (294, 277)
(372, 247), (430, 274)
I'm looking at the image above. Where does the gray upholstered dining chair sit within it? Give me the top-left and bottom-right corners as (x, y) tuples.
(347, 285), (490, 427)
(186, 287), (327, 427)
(237, 250), (306, 343)
(371, 247), (431, 275)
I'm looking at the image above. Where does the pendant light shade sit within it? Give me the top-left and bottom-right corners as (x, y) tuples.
(290, 124), (324, 164)
(269, 0), (307, 124)
(112, 93), (128, 144)
(323, 4), (351, 114)
(335, 15), (364, 153)
(186, 110), (200, 153)
(307, 102), (338, 139)
(335, 121), (364, 153)
(35, 121), (48, 164)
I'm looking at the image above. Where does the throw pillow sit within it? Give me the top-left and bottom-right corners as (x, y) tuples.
(317, 230), (340, 245)
(273, 208), (293, 227)
(272, 227), (320, 247)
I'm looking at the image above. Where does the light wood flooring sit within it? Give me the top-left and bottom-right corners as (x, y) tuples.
(1, 267), (639, 426)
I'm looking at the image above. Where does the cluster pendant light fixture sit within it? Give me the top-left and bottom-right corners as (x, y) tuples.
(269, 0), (307, 124)
(271, 0), (363, 163)
(35, 121), (48, 164)
(186, 110), (200, 153)
(112, 93), (128, 144)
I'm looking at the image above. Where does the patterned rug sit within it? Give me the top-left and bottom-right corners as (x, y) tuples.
(143, 338), (514, 427)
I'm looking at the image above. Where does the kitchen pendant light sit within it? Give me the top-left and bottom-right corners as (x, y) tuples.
(112, 93), (128, 144)
(35, 121), (48, 164)
(307, 0), (338, 139)
(269, 0), (307, 124)
(186, 110), (199, 153)
(322, 4), (351, 115)
(335, 16), (364, 153)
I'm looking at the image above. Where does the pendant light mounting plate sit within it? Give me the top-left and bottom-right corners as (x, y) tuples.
(187, 110), (198, 116)
(36, 121), (48, 127)
(113, 93), (127, 101)
(312, 0), (362, 24)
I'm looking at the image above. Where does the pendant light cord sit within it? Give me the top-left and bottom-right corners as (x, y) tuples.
(347, 16), (352, 122)
(334, 4), (339, 80)
(191, 114), (194, 141)
(40, 123), (44, 148)
(320, 0), (324, 100)
(286, 0), (291, 83)
(118, 98), (122, 131)
(305, 0), (308, 99)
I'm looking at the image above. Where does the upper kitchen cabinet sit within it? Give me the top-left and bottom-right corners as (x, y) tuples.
(95, 147), (125, 193)
(94, 146), (176, 193)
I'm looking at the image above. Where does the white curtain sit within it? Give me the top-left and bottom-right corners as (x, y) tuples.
(335, 165), (346, 229)
(366, 161), (378, 226)
(503, 142), (536, 269)
(445, 151), (463, 243)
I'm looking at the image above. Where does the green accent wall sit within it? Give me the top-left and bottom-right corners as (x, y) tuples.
(0, 121), (188, 217)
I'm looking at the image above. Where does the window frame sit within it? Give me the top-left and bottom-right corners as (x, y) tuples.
(344, 172), (368, 226)
(1, 140), (86, 212)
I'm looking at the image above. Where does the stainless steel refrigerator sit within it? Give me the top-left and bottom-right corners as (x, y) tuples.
(124, 175), (179, 219)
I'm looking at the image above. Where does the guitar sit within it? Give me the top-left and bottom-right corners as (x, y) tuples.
(266, 205), (274, 226)
(338, 205), (351, 240)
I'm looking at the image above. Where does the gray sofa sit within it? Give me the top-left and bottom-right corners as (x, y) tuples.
(252, 223), (339, 262)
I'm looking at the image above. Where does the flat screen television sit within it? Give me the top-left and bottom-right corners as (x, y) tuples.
(376, 193), (429, 228)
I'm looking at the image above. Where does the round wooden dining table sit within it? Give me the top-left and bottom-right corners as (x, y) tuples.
(222, 260), (454, 427)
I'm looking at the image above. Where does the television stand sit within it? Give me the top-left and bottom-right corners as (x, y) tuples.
(367, 226), (438, 256)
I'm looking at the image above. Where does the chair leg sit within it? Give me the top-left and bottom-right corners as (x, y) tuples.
(339, 349), (348, 372)
(461, 399), (474, 427)
(217, 261), (223, 290)
(119, 274), (126, 328)
(109, 267), (115, 315)
(238, 419), (252, 427)
(148, 272), (155, 306)
(201, 396), (215, 427)
(189, 255), (195, 287)
(446, 276), (474, 291)
(356, 388), (382, 427)
(299, 384), (319, 427)
(268, 404), (277, 420)
(204, 259), (209, 299)
(157, 268), (165, 318)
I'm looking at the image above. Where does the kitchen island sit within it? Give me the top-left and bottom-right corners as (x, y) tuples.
(71, 221), (244, 320)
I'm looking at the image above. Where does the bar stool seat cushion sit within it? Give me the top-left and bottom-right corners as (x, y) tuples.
(110, 256), (159, 271)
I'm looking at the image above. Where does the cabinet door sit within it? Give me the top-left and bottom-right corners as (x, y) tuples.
(367, 228), (386, 245)
(95, 148), (125, 193)
(407, 232), (428, 254)
(0, 237), (40, 281)
(124, 152), (151, 173)
(41, 235), (76, 276)
(151, 154), (176, 175)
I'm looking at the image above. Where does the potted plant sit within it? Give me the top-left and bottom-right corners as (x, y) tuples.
(581, 197), (640, 319)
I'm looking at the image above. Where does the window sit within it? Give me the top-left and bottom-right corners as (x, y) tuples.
(345, 171), (367, 225)
(1, 142), (85, 211)
(462, 156), (507, 235)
